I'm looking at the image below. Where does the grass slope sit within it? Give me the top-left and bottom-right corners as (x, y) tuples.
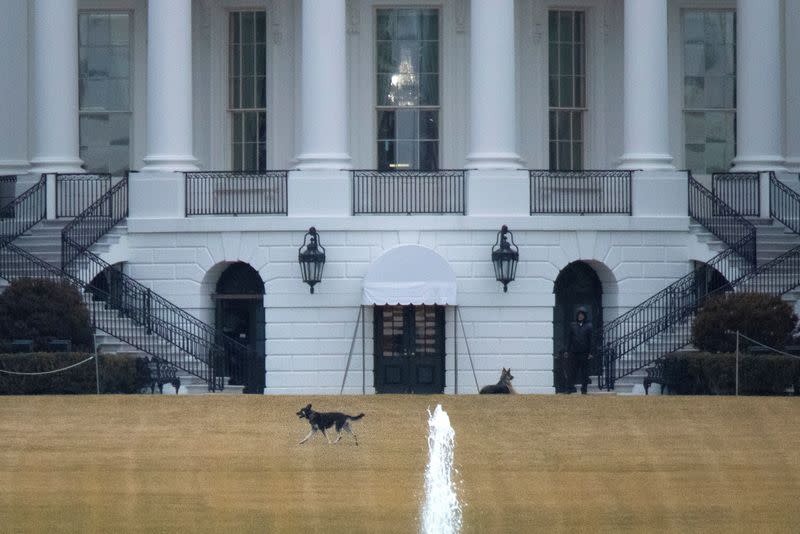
(0, 395), (798, 533)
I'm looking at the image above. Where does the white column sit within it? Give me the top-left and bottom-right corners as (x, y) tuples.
(618, 0), (674, 170)
(295, 0), (351, 170)
(29, 0), (83, 174)
(732, 0), (784, 171)
(786, 2), (800, 171)
(142, 0), (197, 171)
(466, 0), (521, 169)
(0, 0), (29, 175)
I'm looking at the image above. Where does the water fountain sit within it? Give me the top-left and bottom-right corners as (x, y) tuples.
(421, 404), (462, 534)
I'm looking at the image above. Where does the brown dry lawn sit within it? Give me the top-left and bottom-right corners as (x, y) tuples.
(0, 395), (798, 533)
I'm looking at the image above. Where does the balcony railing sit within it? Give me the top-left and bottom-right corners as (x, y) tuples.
(352, 170), (466, 215)
(712, 172), (760, 216)
(185, 171), (288, 216)
(55, 173), (112, 218)
(529, 170), (632, 215)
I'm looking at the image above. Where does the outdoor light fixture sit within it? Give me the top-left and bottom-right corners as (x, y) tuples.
(492, 225), (519, 292)
(298, 227), (325, 294)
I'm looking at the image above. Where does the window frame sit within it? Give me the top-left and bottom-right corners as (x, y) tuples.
(547, 8), (587, 171)
(77, 9), (134, 177)
(679, 7), (737, 175)
(227, 9), (268, 172)
(373, 6), (442, 171)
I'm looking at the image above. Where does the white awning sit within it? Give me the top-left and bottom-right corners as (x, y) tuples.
(362, 245), (457, 305)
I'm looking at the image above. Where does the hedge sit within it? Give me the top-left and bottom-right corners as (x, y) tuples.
(0, 352), (150, 395)
(691, 292), (797, 353)
(0, 278), (93, 352)
(664, 351), (800, 395)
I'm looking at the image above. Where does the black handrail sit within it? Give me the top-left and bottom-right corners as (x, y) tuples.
(185, 171), (289, 216)
(689, 172), (757, 266)
(769, 172), (800, 234)
(598, 175), (757, 389)
(529, 170), (632, 215)
(352, 169), (466, 215)
(712, 172), (760, 217)
(55, 173), (112, 218)
(60, 178), (251, 391)
(0, 174), (46, 241)
(0, 241), (226, 390)
(61, 175), (129, 268)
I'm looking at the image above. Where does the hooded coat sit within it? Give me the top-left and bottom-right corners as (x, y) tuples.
(567, 307), (594, 355)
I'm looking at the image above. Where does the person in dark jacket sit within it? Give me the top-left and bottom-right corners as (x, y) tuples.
(565, 307), (594, 394)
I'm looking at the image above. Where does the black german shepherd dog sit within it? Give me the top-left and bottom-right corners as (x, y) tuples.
(296, 403), (365, 446)
(479, 368), (516, 394)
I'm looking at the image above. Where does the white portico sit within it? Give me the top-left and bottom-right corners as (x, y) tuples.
(0, 0), (798, 395)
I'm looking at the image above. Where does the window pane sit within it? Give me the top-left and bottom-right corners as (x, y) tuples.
(419, 110), (438, 140)
(241, 12), (254, 44)
(109, 14), (129, 46)
(419, 142), (438, 171)
(109, 47), (129, 78)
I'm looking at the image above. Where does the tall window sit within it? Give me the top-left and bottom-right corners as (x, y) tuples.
(548, 10), (586, 171)
(229, 11), (267, 171)
(376, 9), (439, 170)
(79, 12), (131, 176)
(682, 10), (736, 174)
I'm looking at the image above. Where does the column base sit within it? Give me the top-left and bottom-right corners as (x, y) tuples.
(783, 158), (800, 173)
(29, 156), (84, 175)
(466, 152), (523, 170)
(294, 152), (352, 171)
(731, 155), (785, 172)
(617, 153), (675, 171)
(0, 160), (31, 175)
(141, 154), (199, 172)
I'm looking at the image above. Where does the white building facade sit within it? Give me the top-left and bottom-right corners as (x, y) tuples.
(0, 0), (798, 394)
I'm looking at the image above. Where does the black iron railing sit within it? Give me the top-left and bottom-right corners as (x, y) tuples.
(0, 175), (16, 215)
(55, 173), (112, 218)
(689, 173), (757, 266)
(0, 175), (46, 240)
(185, 171), (288, 216)
(60, 180), (252, 391)
(770, 172), (800, 234)
(598, 176), (757, 389)
(0, 241), (227, 390)
(529, 170), (632, 215)
(352, 170), (466, 215)
(712, 172), (760, 216)
(61, 176), (128, 268)
(734, 244), (800, 296)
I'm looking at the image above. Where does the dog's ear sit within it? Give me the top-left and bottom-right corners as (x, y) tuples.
(305, 403), (312, 410)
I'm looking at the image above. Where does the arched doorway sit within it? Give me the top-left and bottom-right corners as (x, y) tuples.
(214, 262), (265, 394)
(553, 261), (603, 393)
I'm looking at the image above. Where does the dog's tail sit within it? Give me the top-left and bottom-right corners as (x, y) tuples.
(349, 413), (365, 421)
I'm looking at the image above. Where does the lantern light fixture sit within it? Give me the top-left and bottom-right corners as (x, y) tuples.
(298, 227), (326, 294)
(491, 225), (519, 293)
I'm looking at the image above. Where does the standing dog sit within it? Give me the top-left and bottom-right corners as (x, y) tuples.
(479, 368), (516, 394)
(296, 403), (365, 446)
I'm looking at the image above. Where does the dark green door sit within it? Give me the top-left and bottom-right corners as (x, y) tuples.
(374, 305), (445, 394)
